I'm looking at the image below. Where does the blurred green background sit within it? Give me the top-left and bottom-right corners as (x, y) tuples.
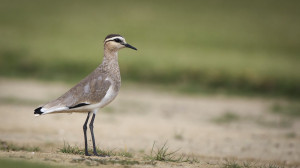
(0, 0), (299, 97)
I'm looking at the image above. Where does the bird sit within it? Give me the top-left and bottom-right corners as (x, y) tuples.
(34, 34), (137, 156)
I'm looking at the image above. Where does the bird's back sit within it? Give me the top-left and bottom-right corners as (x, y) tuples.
(36, 62), (121, 114)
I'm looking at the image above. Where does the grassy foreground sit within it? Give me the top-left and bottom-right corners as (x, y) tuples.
(0, 140), (290, 168)
(0, 159), (68, 168)
(0, 0), (299, 97)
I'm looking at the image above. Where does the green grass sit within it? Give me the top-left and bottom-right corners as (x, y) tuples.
(59, 142), (133, 158)
(256, 118), (292, 128)
(270, 102), (300, 118)
(145, 141), (198, 163)
(174, 132), (184, 141)
(212, 112), (240, 124)
(212, 111), (295, 128)
(70, 157), (140, 166)
(0, 159), (69, 168)
(0, 0), (299, 97)
(285, 132), (296, 138)
(255, 102), (300, 128)
(59, 143), (84, 155)
(60, 142), (199, 163)
(221, 160), (285, 168)
(0, 140), (40, 152)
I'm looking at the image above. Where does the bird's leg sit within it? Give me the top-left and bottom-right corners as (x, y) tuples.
(89, 113), (105, 157)
(83, 112), (91, 156)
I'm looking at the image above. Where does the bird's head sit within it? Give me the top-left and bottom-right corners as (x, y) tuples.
(104, 34), (137, 51)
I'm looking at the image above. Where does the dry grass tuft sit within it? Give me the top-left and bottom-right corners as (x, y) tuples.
(0, 140), (40, 152)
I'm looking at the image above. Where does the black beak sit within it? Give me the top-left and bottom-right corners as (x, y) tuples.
(124, 43), (137, 50)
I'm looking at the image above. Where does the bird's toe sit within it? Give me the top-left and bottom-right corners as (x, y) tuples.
(85, 152), (91, 156)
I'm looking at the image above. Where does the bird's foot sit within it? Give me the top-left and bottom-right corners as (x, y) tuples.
(85, 152), (91, 156)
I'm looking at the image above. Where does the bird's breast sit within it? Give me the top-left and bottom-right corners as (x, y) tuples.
(97, 77), (119, 108)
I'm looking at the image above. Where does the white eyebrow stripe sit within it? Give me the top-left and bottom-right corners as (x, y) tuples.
(104, 36), (125, 42)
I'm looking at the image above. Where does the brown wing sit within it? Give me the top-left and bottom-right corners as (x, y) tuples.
(41, 70), (111, 112)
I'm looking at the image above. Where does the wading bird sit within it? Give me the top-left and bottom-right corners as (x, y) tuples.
(34, 34), (137, 156)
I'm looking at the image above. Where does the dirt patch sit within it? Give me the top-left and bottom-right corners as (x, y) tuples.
(0, 78), (299, 167)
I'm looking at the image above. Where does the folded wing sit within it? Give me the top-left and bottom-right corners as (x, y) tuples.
(34, 71), (111, 115)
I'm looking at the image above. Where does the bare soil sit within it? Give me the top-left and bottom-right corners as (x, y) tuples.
(0, 78), (299, 167)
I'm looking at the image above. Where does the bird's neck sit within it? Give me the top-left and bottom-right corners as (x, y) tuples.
(102, 48), (119, 65)
(100, 48), (120, 79)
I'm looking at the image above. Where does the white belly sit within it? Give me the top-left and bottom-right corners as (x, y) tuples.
(96, 82), (118, 108)
(80, 77), (118, 112)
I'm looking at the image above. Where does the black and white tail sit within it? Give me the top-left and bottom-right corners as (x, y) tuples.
(34, 107), (43, 116)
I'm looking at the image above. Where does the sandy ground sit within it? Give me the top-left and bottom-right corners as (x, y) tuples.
(0, 78), (299, 167)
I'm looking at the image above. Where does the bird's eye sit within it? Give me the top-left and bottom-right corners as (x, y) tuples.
(114, 38), (121, 43)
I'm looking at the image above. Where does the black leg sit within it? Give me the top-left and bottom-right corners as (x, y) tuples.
(89, 113), (105, 156)
(83, 112), (91, 156)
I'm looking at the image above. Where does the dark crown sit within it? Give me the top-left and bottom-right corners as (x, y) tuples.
(105, 34), (123, 40)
